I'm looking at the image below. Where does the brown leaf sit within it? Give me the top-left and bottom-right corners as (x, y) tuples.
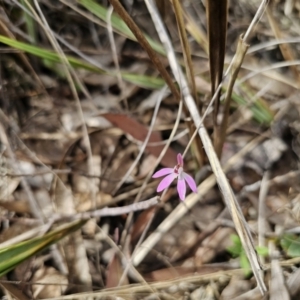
(106, 252), (128, 288)
(206, 0), (228, 98)
(206, 0), (228, 154)
(102, 113), (177, 167)
(131, 206), (156, 243)
(131, 188), (173, 243)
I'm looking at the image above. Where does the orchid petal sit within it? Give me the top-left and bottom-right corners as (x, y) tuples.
(177, 153), (184, 166)
(177, 178), (186, 201)
(157, 173), (176, 192)
(152, 168), (174, 178)
(183, 172), (198, 193)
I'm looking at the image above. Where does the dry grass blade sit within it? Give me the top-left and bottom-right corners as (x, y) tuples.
(43, 269), (246, 299)
(269, 241), (290, 300)
(206, 0), (228, 156)
(183, 10), (208, 54)
(266, 5), (300, 83)
(217, 37), (249, 157)
(240, 60), (300, 85)
(248, 36), (300, 54)
(83, 197), (159, 218)
(258, 170), (270, 265)
(142, 0), (266, 294)
(200, 131), (266, 294)
(171, 0), (204, 166)
(171, 0), (197, 106)
(22, 257), (300, 299)
(108, 0), (179, 99)
(206, 0), (228, 96)
(155, 0), (167, 20)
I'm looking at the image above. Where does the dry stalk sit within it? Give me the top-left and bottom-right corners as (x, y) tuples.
(205, 0), (228, 157)
(258, 170), (270, 265)
(266, 6), (300, 83)
(106, 5), (128, 109)
(217, 37), (249, 157)
(171, 0), (204, 166)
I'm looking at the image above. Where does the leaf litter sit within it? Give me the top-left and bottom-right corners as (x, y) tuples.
(0, 0), (300, 299)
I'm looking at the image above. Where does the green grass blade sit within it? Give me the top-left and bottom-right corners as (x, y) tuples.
(0, 35), (163, 89)
(21, 0), (37, 44)
(0, 35), (103, 73)
(0, 221), (85, 277)
(231, 93), (273, 125)
(78, 0), (166, 55)
(121, 72), (165, 89)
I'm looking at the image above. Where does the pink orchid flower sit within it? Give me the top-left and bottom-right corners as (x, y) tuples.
(152, 153), (197, 201)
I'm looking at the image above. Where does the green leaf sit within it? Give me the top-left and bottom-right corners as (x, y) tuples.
(256, 246), (268, 257)
(0, 221), (85, 277)
(228, 234), (269, 263)
(240, 252), (252, 276)
(227, 234), (243, 257)
(281, 234), (300, 258)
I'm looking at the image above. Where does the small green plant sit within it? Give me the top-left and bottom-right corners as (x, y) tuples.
(280, 234), (300, 257)
(227, 234), (268, 276)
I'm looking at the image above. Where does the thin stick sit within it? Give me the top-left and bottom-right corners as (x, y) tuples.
(258, 170), (270, 264)
(106, 5), (128, 109)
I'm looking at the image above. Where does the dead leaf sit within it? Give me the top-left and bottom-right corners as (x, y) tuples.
(106, 252), (128, 288)
(102, 113), (177, 167)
